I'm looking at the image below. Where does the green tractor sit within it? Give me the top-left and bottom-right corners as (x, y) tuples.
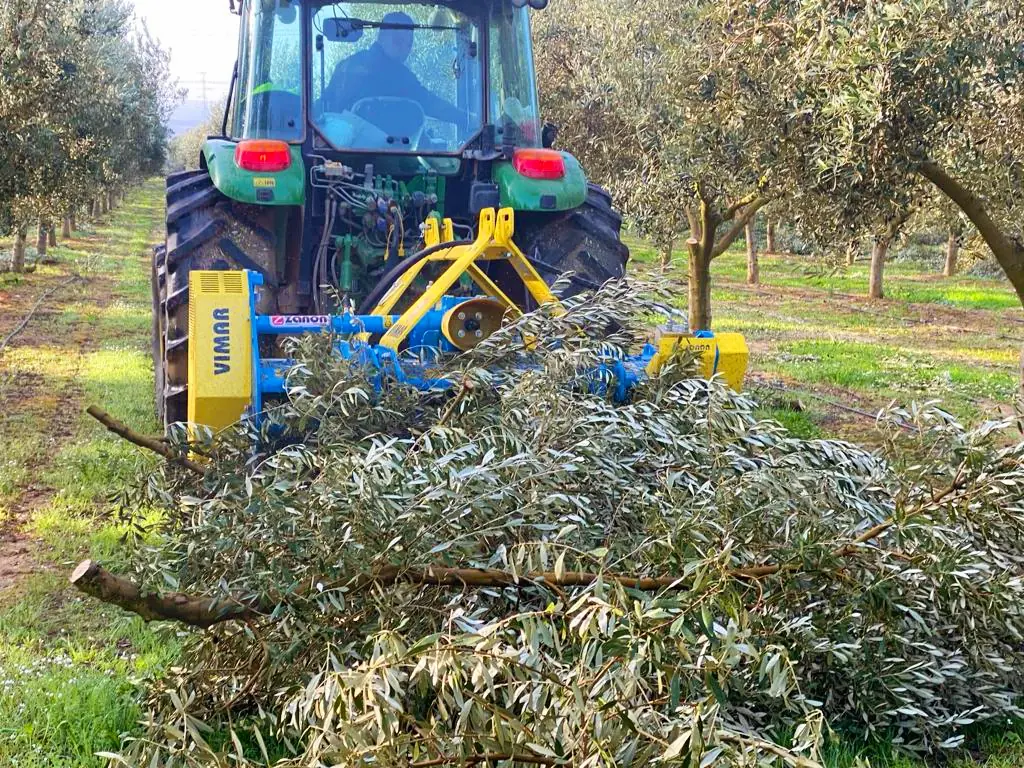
(154, 0), (629, 428)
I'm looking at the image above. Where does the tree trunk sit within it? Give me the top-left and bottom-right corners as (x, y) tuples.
(688, 239), (712, 330)
(48, 223), (57, 248)
(766, 220), (777, 254)
(69, 210), (77, 232)
(745, 219), (759, 285)
(36, 221), (48, 260)
(944, 230), (959, 277)
(685, 193), (768, 330)
(61, 216), (72, 240)
(869, 239), (888, 299)
(659, 240), (674, 272)
(12, 227), (27, 273)
(919, 161), (1024, 303)
(100, 195), (108, 215)
(107, 192), (115, 211)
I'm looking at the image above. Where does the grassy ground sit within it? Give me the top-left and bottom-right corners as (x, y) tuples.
(628, 237), (1023, 441)
(0, 187), (1020, 764)
(0, 181), (177, 766)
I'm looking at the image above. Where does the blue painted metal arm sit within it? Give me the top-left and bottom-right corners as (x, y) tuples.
(254, 314), (397, 336)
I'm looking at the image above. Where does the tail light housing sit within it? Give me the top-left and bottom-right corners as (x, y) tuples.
(234, 139), (292, 172)
(512, 148), (566, 180)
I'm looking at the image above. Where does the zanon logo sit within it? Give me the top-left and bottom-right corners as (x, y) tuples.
(270, 315), (330, 327)
(212, 308), (232, 375)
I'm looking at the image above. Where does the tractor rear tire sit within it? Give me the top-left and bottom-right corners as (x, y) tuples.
(152, 245), (167, 427)
(154, 169), (280, 430)
(513, 183), (629, 301)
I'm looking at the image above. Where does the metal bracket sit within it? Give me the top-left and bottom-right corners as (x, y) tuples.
(371, 207), (564, 351)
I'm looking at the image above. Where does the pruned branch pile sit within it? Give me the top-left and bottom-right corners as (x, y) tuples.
(88, 282), (1024, 767)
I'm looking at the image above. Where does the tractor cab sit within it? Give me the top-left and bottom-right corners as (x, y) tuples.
(230, 0), (545, 163)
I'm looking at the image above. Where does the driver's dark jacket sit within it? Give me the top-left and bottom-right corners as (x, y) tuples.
(325, 43), (462, 123)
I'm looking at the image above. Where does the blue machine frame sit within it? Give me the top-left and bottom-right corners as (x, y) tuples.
(185, 269), (747, 431)
(245, 271), (661, 417)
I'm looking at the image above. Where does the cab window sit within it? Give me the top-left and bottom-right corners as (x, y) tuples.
(232, 0), (304, 141)
(310, 2), (483, 153)
(488, 4), (541, 148)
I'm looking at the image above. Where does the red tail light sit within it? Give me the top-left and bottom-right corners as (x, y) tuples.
(234, 139), (292, 172)
(512, 148), (566, 180)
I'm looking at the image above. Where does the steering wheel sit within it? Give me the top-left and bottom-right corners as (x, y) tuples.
(351, 97), (427, 149)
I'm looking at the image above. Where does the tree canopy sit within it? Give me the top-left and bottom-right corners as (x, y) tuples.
(535, 0), (777, 329)
(727, 0), (1024, 300)
(0, 0), (179, 244)
(537, 0), (1024, 326)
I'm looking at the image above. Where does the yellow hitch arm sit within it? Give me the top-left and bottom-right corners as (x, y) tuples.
(375, 207), (564, 352)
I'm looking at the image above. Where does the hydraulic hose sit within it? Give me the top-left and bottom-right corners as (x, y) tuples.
(357, 239), (474, 315)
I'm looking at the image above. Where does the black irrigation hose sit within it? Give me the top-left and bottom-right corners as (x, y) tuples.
(357, 239), (474, 315)
(0, 273), (82, 356)
(754, 377), (922, 433)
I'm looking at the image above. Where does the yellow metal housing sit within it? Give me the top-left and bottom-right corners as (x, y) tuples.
(646, 329), (749, 391)
(442, 297), (506, 351)
(187, 271), (254, 431)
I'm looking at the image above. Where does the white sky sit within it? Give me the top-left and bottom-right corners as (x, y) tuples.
(133, 0), (241, 101)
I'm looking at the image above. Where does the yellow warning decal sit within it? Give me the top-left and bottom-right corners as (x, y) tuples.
(253, 177), (277, 188)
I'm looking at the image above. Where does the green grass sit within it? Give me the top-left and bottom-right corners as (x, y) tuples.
(764, 339), (1014, 401)
(0, 579), (179, 767)
(0, 180), (175, 766)
(0, 344), (86, 519)
(630, 233), (1021, 433)
(0, 438), (36, 516)
(630, 237), (1020, 311)
(757, 406), (824, 439)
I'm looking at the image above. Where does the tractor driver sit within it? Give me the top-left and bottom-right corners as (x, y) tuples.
(325, 11), (463, 132)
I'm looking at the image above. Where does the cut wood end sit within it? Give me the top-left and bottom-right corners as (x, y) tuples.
(70, 559), (98, 584)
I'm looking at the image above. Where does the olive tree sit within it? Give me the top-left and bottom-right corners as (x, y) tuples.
(719, 0), (1024, 296)
(0, 0), (79, 256)
(534, 0), (781, 329)
(538, 0), (1024, 335)
(907, 193), (976, 277)
(1, 0), (178, 267)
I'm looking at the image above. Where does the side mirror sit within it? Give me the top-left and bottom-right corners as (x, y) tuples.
(430, 7), (457, 27)
(323, 17), (366, 43)
(542, 122), (559, 149)
(262, 0), (296, 22)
